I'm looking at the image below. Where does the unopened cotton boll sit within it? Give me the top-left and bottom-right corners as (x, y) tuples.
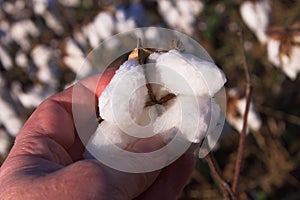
(87, 49), (226, 157)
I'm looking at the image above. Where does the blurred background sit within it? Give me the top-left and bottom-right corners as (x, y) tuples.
(0, 0), (300, 199)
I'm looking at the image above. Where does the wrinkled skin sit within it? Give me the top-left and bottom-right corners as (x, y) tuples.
(0, 68), (195, 200)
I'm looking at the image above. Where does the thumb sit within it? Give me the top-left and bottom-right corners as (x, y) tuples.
(104, 136), (167, 199)
(53, 136), (166, 200)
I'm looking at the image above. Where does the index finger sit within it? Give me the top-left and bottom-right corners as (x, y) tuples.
(10, 68), (117, 160)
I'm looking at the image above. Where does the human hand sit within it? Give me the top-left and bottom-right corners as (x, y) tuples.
(0, 68), (195, 200)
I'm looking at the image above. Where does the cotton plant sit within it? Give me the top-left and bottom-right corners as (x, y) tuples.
(266, 22), (300, 80)
(157, 0), (204, 35)
(85, 42), (226, 169)
(240, 0), (271, 44)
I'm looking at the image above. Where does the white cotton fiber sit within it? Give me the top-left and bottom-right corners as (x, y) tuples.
(99, 59), (148, 126)
(87, 49), (226, 152)
(150, 50), (226, 96)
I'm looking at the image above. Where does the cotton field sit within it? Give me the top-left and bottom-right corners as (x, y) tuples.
(0, 0), (300, 199)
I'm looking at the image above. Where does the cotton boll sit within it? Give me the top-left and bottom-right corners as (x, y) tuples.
(0, 45), (13, 70)
(63, 38), (87, 73)
(32, 0), (48, 15)
(176, 0), (203, 16)
(94, 12), (115, 40)
(73, 31), (88, 49)
(31, 45), (52, 69)
(267, 38), (281, 67)
(10, 20), (40, 50)
(158, 0), (180, 29)
(240, 0), (270, 44)
(115, 9), (136, 33)
(281, 46), (300, 80)
(158, 0), (204, 34)
(15, 51), (29, 68)
(11, 82), (54, 108)
(31, 45), (58, 88)
(83, 23), (101, 49)
(86, 48), (226, 170)
(63, 55), (92, 76)
(58, 0), (80, 7)
(0, 97), (23, 137)
(43, 10), (64, 35)
(235, 99), (262, 132)
(176, 0), (203, 33)
(65, 38), (84, 57)
(226, 88), (262, 133)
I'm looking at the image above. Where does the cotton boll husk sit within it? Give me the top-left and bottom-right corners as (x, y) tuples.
(149, 50), (226, 97)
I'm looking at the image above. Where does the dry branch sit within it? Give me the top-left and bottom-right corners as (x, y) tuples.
(204, 153), (236, 200)
(232, 29), (253, 193)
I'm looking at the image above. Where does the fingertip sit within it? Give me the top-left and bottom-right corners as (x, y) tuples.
(96, 67), (118, 97)
(126, 136), (165, 153)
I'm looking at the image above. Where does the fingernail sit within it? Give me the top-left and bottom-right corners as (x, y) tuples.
(128, 137), (165, 153)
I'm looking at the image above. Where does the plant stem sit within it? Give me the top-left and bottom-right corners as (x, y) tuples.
(232, 29), (253, 193)
(205, 153), (236, 200)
